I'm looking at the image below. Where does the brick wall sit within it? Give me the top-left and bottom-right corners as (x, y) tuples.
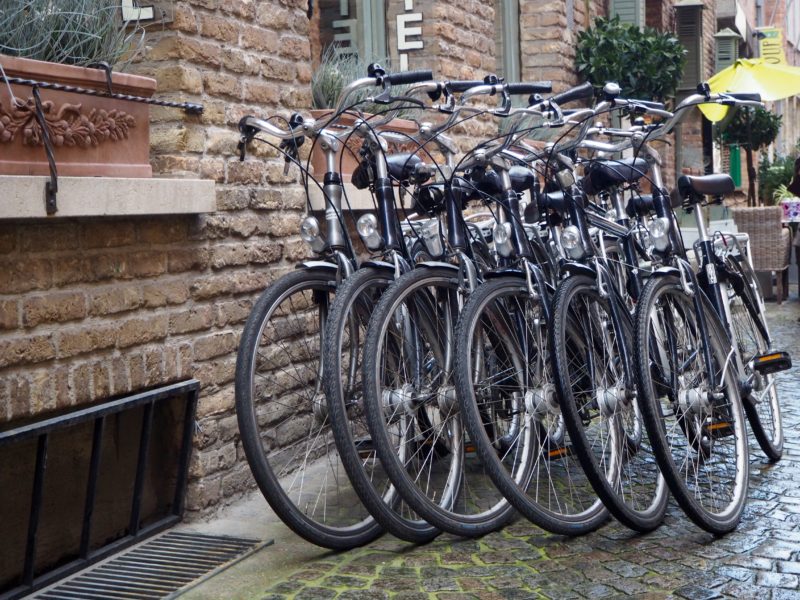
(0, 0), (314, 516)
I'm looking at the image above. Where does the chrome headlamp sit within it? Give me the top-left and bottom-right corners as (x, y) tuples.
(649, 217), (671, 252)
(560, 225), (585, 260)
(357, 213), (383, 251)
(300, 215), (326, 253)
(493, 222), (514, 258)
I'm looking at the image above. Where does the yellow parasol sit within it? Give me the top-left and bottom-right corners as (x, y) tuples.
(699, 58), (800, 122)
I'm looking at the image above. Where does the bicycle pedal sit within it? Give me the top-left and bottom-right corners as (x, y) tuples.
(545, 446), (572, 460)
(704, 420), (734, 439)
(752, 351), (792, 375)
(355, 438), (376, 460)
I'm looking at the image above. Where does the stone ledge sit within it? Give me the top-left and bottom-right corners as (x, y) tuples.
(0, 176), (216, 219)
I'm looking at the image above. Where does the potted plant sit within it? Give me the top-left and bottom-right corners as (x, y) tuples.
(0, 0), (155, 177)
(309, 45), (419, 180)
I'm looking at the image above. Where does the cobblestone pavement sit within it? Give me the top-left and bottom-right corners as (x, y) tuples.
(250, 302), (800, 600)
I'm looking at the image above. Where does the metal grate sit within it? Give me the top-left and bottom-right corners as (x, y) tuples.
(34, 531), (264, 600)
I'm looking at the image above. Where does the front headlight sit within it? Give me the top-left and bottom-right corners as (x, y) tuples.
(649, 217), (671, 252)
(560, 225), (585, 259)
(493, 222), (513, 258)
(357, 213), (383, 251)
(300, 215), (326, 253)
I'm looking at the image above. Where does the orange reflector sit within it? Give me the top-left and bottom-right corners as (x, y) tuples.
(706, 422), (731, 431)
(464, 443), (476, 453)
(548, 447), (568, 458)
(756, 353), (783, 362)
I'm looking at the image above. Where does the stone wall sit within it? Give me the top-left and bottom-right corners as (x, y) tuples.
(0, 0), (315, 516)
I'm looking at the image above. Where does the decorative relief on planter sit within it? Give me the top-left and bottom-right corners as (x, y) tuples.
(0, 55), (156, 178)
(0, 98), (137, 148)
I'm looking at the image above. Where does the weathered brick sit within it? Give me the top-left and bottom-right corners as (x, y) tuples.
(203, 72), (242, 100)
(20, 223), (79, 253)
(196, 387), (234, 418)
(128, 251), (168, 278)
(185, 475), (222, 512)
(152, 64), (202, 93)
(117, 315), (169, 348)
(70, 361), (92, 405)
(82, 221), (136, 249)
(129, 353), (146, 390)
(110, 356), (129, 395)
(0, 334), (55, 368)
(241, 25), (279, 52)
(169, 305), (214, 334)
(0, 258), (51, 294)
(0, 226), (16, 254)
(192, 356), (236, 387)
(142, 281), (190, 307)
(190, 270), (270, 300)
(242, 80), (280, 105)
(168, 247), (210, 273)
(89, 285), (142, 316)
(57, 324), (117, 358)
(7, 375), (31, 421)
(92, 361), (111, 400)
(193, 331), (238, 361)
(0, 300), (18, 330)
(219, 0), (255, 18)
(151, 123), (206, 153)
(277, 35), (309, 60)
(199, 13), (239, 43)
(144, 347), (165, 386)
(171, 3), (198, 33)
(214, 298), (253, 327)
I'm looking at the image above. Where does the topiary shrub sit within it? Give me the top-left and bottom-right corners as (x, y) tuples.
(575, 16), (686, 102)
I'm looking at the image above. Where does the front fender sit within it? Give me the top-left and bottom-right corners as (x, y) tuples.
(295, 260), (338, 272)
(649, 266), (680, 278)
(484, 268), (525, 279)
(416, 261), (460, 272)
(561, 261), (595, 278)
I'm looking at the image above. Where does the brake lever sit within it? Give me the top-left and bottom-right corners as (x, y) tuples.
(371, 89), (426, 107)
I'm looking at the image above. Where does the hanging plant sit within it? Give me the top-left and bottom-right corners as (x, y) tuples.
(575, 16), (686, 102)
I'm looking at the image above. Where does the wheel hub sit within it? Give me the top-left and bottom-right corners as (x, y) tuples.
(596, 384), (626, 418)
(678, 385), (711, 416)
(382, 384), (416, 422)
(437, 385), (458, 414)
(311, 392), (328, 422)
(525, 384), (559, 419)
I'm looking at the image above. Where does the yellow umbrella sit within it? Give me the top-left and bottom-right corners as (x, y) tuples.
(699, 58), (800, 122)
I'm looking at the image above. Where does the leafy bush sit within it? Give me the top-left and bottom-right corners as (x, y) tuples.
(0, 0), (144, 68)
(758, 154), (796, 205)
(575, 16), (686, 102)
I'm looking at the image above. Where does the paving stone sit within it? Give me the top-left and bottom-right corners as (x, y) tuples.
(245, 303), (800, 600)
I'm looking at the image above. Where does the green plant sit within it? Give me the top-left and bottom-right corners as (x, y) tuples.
(575, 16), (686, 102)
(716, 106), (782, 205)
(0, 0), (143, 68)
(311, 44), (416, 117)
(758, 155), (797, 205)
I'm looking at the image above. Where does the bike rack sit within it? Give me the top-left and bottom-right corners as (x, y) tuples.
(0, 379), (200, 600)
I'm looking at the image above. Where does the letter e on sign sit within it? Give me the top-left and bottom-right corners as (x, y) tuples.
(397, 13), (423, 50)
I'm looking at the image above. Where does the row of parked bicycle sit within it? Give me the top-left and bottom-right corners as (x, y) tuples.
(233, 65), (791, 550)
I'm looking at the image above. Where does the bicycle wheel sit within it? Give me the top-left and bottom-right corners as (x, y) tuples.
(725, 254), (783, 461)
(550, 275), (667, 532)
(362, 267), (515, 538)
(453, 276), (608, 536)
(235, 269), (382, 549)
(322, 267), (438, 544)
(635, 274), (748, 534)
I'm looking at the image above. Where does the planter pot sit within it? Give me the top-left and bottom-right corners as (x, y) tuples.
(308, 110), (419, 182)
(0, 55), (157, 177)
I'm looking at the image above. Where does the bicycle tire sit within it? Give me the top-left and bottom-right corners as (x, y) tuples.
(550, 275), (667, 532)
(322, 266), (439, 544)
(453, 276), (609, 536)
(635, 274), (748, 534)
(235, 269), (382, 549)
(724, 254), (783, 461)
(362, 266), (515, 538)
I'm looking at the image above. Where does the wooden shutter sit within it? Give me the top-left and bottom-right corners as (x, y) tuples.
(611, 0), (645, 29)
(676, 5), (703, 90)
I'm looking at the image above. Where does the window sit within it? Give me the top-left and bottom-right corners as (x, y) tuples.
(317, 0), (387, 61)
(715, 28), (740, 71)
(611, 0), (645, 30)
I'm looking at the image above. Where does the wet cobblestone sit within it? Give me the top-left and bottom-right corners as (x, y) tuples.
(259, 302), (800, 599)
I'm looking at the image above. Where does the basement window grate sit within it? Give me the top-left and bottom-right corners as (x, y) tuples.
(33, 531), (265, 600)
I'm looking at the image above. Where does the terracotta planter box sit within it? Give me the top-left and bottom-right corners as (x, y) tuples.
(0, 55), (157, 178)
(308, 110), (419, 182)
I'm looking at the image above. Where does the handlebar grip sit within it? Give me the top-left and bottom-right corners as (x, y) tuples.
(386, 69), (434, 86)
(507, 81), (552, 95)
(446, 80), (486, 93)
(726, 92), (762, 103)
(549, 81), (595, 106)
(633, 99), (666, 111)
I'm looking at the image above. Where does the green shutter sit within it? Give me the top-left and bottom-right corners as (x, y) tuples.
(676, 6), (703, 90)
(611, 0), (645, 29)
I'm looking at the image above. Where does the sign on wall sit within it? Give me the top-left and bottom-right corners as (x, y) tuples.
(756, 27), (786, 65)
